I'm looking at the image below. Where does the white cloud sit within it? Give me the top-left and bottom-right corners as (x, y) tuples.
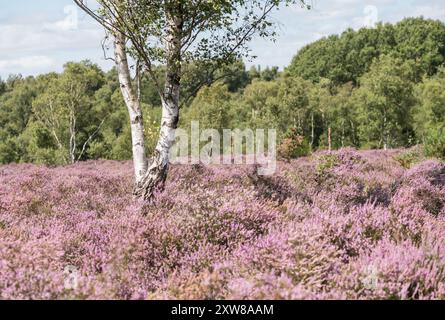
(43, 18), (76, 32)
(0, 7), (107, 77)
(43, 5), (79, 31)
(0, 55), (54, 70)
(250, 0), (445, 69)
(410, 5), (445, 21)
(1, 0), (445, 78)
(0, 23), (103, 54)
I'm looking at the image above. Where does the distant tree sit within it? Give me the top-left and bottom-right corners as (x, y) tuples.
(327, 83), (359, 148)
(355, 55), (417, 149)
(307, 80), (332, 149)
(215, 60), (250, 92)
(19, 121), (60, 164)
(183, 82), (232, 131)
(413, 67), (445, 139)
(413, 67), (445, 158)
(0, 78), (6, 96)
(248, 65), (261, 81)
(393, 17), (445, 77)
(179, 60), (250, 104)
(235, 76), (314, 145)
(423, 126), (445, 159)
(6, 74), (23, 90)
(287, 17), (445, 85)
(246, 65), (279, 82)
(241, 79), (280, 130)
(268, 76), (311, 143)
(261, 66), (280, 81)
(31, 62), (106, 164)
(0, 75), (41, 163)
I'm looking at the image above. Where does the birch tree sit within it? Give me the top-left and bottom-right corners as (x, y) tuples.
(32, 62), (106, 164)
(74, 0), (309, 200)
(355, 55), (416, 150)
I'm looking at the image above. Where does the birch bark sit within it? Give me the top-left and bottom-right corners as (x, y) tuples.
(133, 7), (182, 200)
(114, 32), (148, 183)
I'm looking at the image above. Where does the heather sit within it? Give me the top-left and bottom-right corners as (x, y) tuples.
(1, 149), (445, 299)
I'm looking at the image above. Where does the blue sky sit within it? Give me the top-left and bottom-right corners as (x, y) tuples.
(1, 0), (445, 79)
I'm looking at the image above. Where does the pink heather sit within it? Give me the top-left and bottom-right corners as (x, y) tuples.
(0, 149), (444, 299)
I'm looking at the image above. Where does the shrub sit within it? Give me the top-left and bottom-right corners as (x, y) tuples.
(278, 128), (311, 160)
(393, 145), (425, 168)
(424, 126), (445, 160)
(0, 149), (445, 299)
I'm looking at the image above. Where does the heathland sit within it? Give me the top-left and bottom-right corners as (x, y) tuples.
(1, 148), (444, 299)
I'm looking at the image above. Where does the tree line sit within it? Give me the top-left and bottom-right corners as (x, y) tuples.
(1, 17), (444, 167)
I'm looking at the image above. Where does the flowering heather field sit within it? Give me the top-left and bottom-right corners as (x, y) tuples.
(1, 148), (445, 299)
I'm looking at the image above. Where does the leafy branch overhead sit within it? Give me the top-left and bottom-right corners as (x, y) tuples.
(74, 0), (309, 98)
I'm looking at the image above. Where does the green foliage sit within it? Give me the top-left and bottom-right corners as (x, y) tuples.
(248, 66), (280, 82)
(287, 17), (445, 85)
(183, 82), (233, 131)
(277, 128), (311, 160)
(322, 83), (359, 149)
(2, 17), (445, 164)
(31, 61), (106, 164)
(354, 55), (417, 149)
(90, 0), (308, 110)
(0, 137), (20, 164)
(423, 126), (445, 160)
(19, 121), (60, 165)
(0, 78), (5, 96)
(215, 60), (251, 92)
(315, 153), (340, 176)
(412, 67), (445, 160)
(393, 146), (425, 169)
(0, 59), (262, 165)
(241, 79), (280, 130)
(413, 67), (445, 140)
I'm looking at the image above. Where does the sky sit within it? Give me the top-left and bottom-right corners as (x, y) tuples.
(1, 0), (445, 79)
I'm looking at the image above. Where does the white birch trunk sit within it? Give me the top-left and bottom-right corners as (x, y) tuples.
(328, 126), (332, 152)
(69, 110), (76, 164)
(310, 112), (315, 149)
(114, 32), (148, 183)
(133, 7), (182, 200)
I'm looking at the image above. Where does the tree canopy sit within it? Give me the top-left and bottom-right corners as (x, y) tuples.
(1, 17), (445, 165)
(287, 17), (445, 85)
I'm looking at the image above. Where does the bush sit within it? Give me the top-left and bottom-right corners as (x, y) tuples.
(393, 145), (425, 168)
(424, 126), (445, 160)
(277, 128), (311, 160)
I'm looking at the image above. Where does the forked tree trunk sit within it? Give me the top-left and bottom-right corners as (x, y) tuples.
(133, 7), (183, 200)
(114, 5), (183, 200)
(132, 94), (179, 200)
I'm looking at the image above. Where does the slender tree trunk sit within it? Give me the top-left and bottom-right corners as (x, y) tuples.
(310, 111), (314, 149)
(133, 5), (183, 200)
(114, 32), (148, 183)
(136, 60), (142, 103)
(69, 110), (77, 164)
(328, 126), (332, 152)
(350, 120), (356, 146)
(341, 119), (345, 147)
(383, 110), (388, 151)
